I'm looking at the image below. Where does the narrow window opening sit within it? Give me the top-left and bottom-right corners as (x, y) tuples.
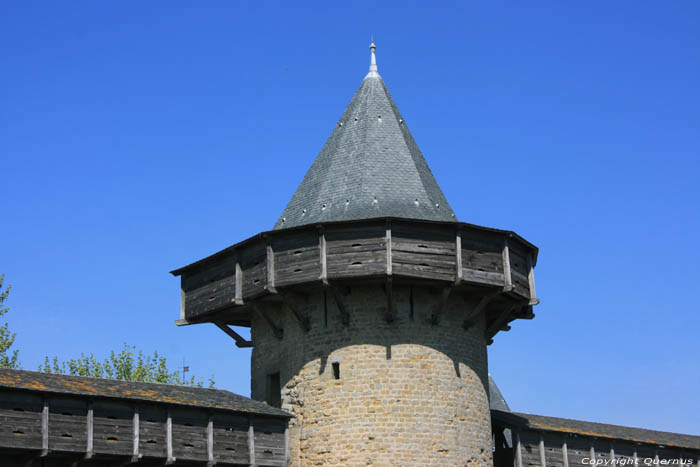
(332, 362), (340, 380)
(266, 372), (281, 408)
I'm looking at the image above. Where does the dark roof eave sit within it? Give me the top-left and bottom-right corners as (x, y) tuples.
(491, 410), (700, 451)
(170, 216), (538, 277)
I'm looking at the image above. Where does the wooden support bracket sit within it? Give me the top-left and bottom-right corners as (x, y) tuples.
(252, 303), (283, 340)
(430, 286), (452, 325)
(462, 294), (494, 330)
(214, 322), (254, 348)
(279, 291), (311, 332)
(326, 284), (350, 326)
(485, 304), (519, 340)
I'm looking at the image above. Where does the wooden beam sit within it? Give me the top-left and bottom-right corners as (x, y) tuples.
(527, 252), (539, 305)
(326, 284), (349, 326)
(539, 432), (547, 467)
(41, 397), (49, 457)
(319, 227), (328, 284)
(214, 321), (253, 347)
(502, 236), (513, 292)
(431, 286), (452, 325)
(248, 419), (256, 467)
(562, 438), (569, 467)
(166, 408), (175, 464)
(85, 401), (94, 459)
(207, 415), (215, 466)
(279, 291), (311, 332)
(235, 257), (243, 305)
(589, 440), (596, 464)
(266, 240), (276, 294)
(252, 303), (283, 340)
(455, 230), (463, 285)
(463, 295), (493, 330)
(284, 424), (290, 466)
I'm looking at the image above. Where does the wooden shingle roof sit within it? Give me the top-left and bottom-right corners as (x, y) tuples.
(0, 369), (290, 418)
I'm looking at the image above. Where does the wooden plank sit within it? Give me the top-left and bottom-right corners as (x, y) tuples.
(502, 236), (513, 292)
(41, 397), (48, 456)
(214, 321), (253, 348)
(539, 432), (546, 467)
(455, 230), (463, 285)
(248, 421), (255, 467)
(86, 402), (93, 459)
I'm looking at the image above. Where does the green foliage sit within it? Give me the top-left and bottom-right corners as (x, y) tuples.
(40, 343), (214, 388)
(0, 273), (20, 369)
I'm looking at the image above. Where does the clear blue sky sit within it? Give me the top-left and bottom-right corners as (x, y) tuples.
(2, 1), (698, 435)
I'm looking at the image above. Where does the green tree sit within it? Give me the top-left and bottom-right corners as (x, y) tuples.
(0, 273), (19, 369)
(40, 343), (214, 388)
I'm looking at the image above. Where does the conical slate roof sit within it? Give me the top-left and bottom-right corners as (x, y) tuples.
(274, 43), (456, 229)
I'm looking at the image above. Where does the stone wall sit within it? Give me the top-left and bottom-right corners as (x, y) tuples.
(251, 284), (492, 466)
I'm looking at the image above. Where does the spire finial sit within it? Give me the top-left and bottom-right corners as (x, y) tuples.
(366, 37), (380, 79)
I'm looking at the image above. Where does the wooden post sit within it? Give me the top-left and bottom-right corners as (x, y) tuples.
(539, 432), (547, 467)
(41, 397), (49, 457)
(166, 408), (175, 464)
(132, 407), (140, 461)
(235, 258), (243, 305)
(527, 253), (539, 305)
(85, 401), (94, 459)
(589, 440), (595, 463)
(610, 441), (615, 464)
(319, 227), (328, 284)
(248, 419), (256, 467)
(386, 221), (392, 276)
(207, 415), (214, 465)
(284, 425), (290, 466)
(502, 236), (513, 292)
(562, 438), (569, 467)
(455, 230), (463, 285)
(266, 240), (276, 293)
(513, 430), (522, 467)
(633, 448), (638, 465)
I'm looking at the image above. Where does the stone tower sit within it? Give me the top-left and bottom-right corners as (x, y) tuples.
(172, 42), (539, 466)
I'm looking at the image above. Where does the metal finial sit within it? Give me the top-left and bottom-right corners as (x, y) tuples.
(366, 38), (379, 79)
